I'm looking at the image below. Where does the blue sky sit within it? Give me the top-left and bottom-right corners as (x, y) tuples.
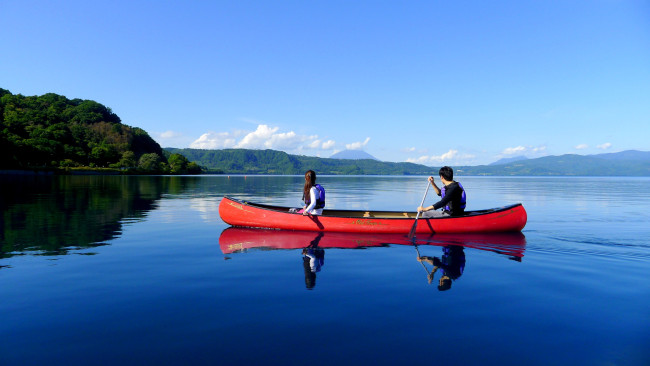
(2, 0), (649, 165)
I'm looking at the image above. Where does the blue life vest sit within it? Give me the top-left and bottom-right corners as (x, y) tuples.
(440, 182), (466, 211)
(305, 184), (326, 209)
(441, 246), (465, 280)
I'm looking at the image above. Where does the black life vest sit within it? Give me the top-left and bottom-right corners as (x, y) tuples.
(440, 182), (466, 211)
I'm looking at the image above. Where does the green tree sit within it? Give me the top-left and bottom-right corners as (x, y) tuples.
(89, 143), (119, 166)
(168, 153), (190, 174)
(0, 89), (185, 173)
(138, 153), (161, 172)
(117, 151), (136, 168)
(186, 162), (202, 174)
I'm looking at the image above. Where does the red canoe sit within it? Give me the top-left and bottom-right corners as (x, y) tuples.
(219, 227), (527, 259)
(219, 196), (527, 234)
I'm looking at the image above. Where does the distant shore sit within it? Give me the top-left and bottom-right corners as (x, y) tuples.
(0, 168), (170, 176)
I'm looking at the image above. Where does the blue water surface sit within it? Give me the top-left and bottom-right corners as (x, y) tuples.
(1, 175), (649, 366)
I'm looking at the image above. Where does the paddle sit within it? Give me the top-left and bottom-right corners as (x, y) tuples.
(414, 245), (430, 275)
(414, 244), (439, 284)
(408, 181), (430, 239)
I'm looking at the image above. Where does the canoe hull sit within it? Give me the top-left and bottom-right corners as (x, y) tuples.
(218, 196), (527, 234)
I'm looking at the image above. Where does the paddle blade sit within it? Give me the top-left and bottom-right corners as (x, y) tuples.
(407, 214), (420, 239)
(408, 225), (416, 239)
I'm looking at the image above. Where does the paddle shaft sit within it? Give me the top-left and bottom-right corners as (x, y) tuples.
(408, 182), (430, 238)
(414, 245), (430, 275)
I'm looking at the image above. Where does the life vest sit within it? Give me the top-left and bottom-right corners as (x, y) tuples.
(305, 184), (326, 209)
(440, 182), (466, 211)
(441, 246), (465, 280)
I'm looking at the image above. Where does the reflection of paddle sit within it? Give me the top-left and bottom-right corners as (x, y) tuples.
(414, 245), (430, 275)
(408, 182), (430, 239)
(415, 244), (438, 284)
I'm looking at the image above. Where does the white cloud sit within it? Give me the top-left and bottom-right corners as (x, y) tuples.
(235, 124), (280, 148)
(346, 137), (371, 150)
(263, 130), (301, 149)
(159, 130), (182, 139)
(306, 136), (335, 150)
(322, 140), (336, 149)
(502, 146), (527, 155)
(308, 139), (322, 149)
(435, 150), (460, 162)
(575, 144), (589, 150)
(152, 130), (195, 148)
(406, 149), (476, 165)
(597, 142), (612, 150)
(190, 132), (237, 149)
(501, 145), (547, 156)
(190, 124), (338, 152)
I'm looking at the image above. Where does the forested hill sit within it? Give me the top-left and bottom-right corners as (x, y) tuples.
(456, 152), (650, 176)
(165, 148), (650, 176)
(164, 148), (433, 175)
(0, 89), (199, 174)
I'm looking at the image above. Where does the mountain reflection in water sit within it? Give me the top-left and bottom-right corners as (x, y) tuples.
(0, 175), (205, 257)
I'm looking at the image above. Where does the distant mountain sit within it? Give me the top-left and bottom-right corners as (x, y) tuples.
(489, 155), (528, 166)
(164, 148), (650, 176)
(457, 150), (650, 176)
(330, 150), (378, 160)
(164, 148), (429, 175)
(591, 150), (650, 161)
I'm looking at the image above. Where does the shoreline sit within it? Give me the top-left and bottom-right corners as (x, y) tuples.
(2, 169), (648, 177)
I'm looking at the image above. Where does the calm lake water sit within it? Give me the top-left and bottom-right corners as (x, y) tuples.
(1, 175), (649, 366)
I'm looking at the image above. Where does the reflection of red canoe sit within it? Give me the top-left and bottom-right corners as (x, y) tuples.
(219, 196), (527, 234)
(219, 227), (527, 259)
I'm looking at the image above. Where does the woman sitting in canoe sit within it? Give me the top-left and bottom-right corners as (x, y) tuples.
(300, 170), (325, 216)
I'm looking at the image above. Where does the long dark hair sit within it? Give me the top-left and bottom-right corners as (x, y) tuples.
(303, 170), (316, 202)
(303, 257), (316, 289)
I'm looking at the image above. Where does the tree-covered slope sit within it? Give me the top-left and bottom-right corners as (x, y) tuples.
(0, 88), (199, 174)
(166, 148), (650, 176)
(164, 148), (434, 175)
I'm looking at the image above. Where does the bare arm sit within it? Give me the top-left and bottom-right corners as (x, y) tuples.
(417, 177), (442, 212)
(429, 176), (441, 196)
(417, 255), (435, 265)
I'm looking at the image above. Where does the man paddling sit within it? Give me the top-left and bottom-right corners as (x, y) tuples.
(417, 166), (466, 218)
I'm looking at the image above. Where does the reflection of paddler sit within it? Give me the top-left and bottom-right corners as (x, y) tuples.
(302, 248), (324, 273)
(301, 233), (325, 289)
(417, 245), (465, 291)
